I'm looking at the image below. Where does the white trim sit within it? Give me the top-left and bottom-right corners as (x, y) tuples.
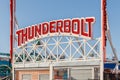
(92, 67), (95, 79)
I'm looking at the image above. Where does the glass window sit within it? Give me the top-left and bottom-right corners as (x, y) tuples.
(39, 74), (49, 80)
(22, 74), (31, 80)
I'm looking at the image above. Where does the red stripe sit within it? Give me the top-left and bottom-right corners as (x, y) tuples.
(102, 0), (107, 62)
(10, 0), (14, 63)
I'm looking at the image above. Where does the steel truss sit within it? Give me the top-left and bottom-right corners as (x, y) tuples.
(13, 36), (101, 64)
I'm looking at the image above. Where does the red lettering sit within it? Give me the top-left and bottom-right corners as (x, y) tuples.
(86, 17), (95, 37)
(81, 18), (89, 37)
(72, 19), (80, 34)
(28, 26), (35, 40)
(16, 30), (22, 46)
(42, 23), (49, 34)
(22, 28), (28, 44)
(56, 20), (63, 32)
(16, 17), (95, 47)
(64, 19), (71, 33)
(35, 24), (41, 37)
(50, 21), (56, 33)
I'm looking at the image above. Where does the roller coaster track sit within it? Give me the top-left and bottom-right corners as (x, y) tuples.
(0, 65), (12, 80)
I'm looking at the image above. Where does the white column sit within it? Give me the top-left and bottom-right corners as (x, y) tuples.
(100, 60), (103, 80)
(12, 66), (15, 80)
(67, 68), (71, 80)
(100, 38), (103, 80)
(92, 67), (94, 79)
(49, 63), (53, 80)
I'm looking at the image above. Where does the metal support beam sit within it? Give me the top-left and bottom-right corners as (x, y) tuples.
(102, 0), (107, 62)
(10, 0), (15, 80)
(10, 0), (14, 63)
(100, 0), (107, 79)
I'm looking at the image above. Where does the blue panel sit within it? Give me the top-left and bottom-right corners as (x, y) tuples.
(104, 63), (120, 70)
(0, 60), (11, 66)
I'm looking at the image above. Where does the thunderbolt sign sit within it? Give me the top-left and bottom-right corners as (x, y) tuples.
(16, 17), (95, 47)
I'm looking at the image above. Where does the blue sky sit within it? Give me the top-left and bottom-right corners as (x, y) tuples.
(0, 0), (120, 59)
